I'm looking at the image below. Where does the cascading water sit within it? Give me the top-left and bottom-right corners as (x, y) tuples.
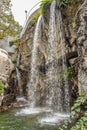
(27, 15), (44, 106)
(16, 54), (22, 96)
(46, 0), (62, 111)
(56, 9), (70, 112)
(11, 1), (70, 126)
(45, 0), (70, 113)
(16, 68), (22, 96)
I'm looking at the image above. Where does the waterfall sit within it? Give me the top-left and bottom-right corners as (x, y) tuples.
(16, 68), (22, 96)
(46, 0), (62, 110)
(26, 0), (70, 113)
(46, 0), (70, 113)
(27, 15), (43, 106)
(56, 9), (70, 112)
(15, 53), (22, 96)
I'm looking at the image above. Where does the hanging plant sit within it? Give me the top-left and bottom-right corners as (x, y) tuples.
(40, 0), (53, 15)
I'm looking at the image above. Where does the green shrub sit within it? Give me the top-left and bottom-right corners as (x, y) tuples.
(70, 93), (87, 130)
(0, 81), (4, 94)
(58, 93), (87, 130)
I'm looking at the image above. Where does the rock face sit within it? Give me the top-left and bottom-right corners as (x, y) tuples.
(0, 48), (14, 107)
(3, 0), (86, 109)
(0, 48), (13, 83)
(77, 0), (87, 93)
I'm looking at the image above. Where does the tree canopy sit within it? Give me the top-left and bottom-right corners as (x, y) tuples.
(0, 0), (22, 39)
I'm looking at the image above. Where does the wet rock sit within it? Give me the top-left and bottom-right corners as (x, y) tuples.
(16, 0), (86, 108)
(1, 94), (16, 107)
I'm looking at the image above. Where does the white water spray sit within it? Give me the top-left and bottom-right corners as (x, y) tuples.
(28, 15), (44, 106)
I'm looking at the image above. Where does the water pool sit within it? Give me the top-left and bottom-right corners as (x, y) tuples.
(0, 107), (69, 130)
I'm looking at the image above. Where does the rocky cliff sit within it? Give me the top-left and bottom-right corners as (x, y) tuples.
(0, 48), (13, 83)
(1, 0), (87, 110)
(77, 0), (87, 93)
(0, 48), (14, 107)
(19, 0), (86, 103)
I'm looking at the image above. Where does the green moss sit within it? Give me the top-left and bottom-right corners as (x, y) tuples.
(30, 12), (41, 26)
(67, 67), (75, 79)
(12, 60), (17, 65)
(60, 67), (75, 81)
(38, 71), (45, 77)
(0, 81), (4, 94)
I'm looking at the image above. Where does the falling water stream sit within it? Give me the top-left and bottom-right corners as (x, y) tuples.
(46, 0), (70, 113)
(0, 1), (70, 129)
(16, 68), (22, 96)
(26, 0), (70, 126)
(46, 0), (62, 110)
(56, 9), (70, 112)
(27, 15), (43, 106)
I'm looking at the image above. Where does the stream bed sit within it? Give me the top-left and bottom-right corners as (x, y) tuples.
(0, 107), (69, 130)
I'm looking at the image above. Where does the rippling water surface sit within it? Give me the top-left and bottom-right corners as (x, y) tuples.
(0, 107), (69, 130)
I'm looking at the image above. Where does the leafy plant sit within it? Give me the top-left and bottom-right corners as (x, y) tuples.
(58, 93), (87, 130)
(0, 0), (22, 39)
(40, 0), (52, 15)
(71, 93), (87, 117)
(0, 81), (4, 94)
(40, 0), (69, 15)
(70, 93), (87, 130)
(71, 112), (87, 130)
